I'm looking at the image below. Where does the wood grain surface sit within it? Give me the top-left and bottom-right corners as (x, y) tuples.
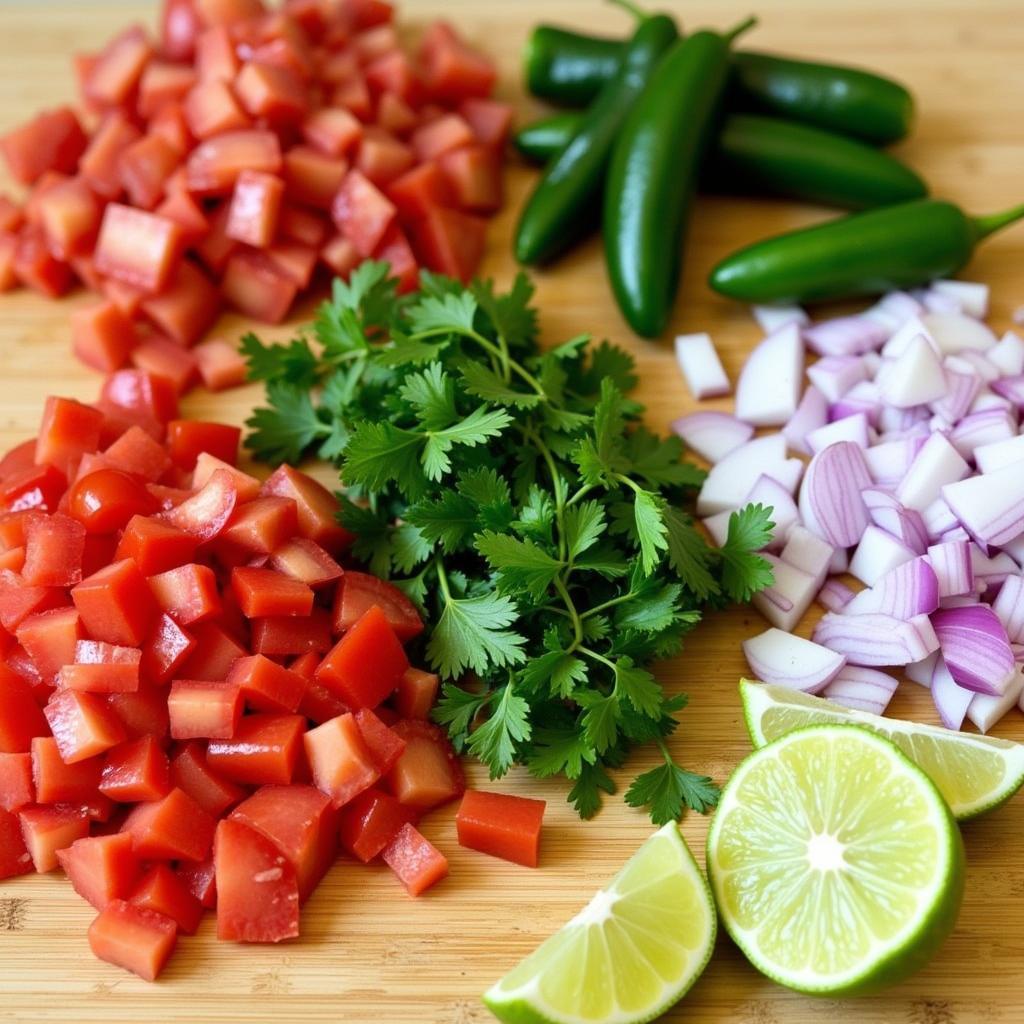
(1, 2), (1023, 1021)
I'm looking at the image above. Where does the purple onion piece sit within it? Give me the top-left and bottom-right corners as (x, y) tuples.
(742, 628), (846, 693)
(822, 666), (899, 716)
(818, 579), (856, 613)
(800, 441), (872, 548)
(993, 575), (1024, 644)
(670, 411), (753, 465)
(844, 557), (939, 619)
(926, 540), (974, 598)
(931, 656), (974, 730)
(931, 604), (1015, 695)
(803, 316), (888, 357)
(812, 612), (939, 667)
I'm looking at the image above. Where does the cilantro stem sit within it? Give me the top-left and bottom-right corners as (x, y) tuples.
(614, 473), (644, 495)
(579, 646), (617, 672)
(565, 483), (596, 508)
(553, 576), (584, 650)
(580, 589), (638, 620)
(434, 554), (452, 603)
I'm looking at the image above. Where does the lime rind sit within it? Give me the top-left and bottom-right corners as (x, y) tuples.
(483, 823), (716, 1024)
(707, 723), (965, 996)
(740, 677), (1024, 819)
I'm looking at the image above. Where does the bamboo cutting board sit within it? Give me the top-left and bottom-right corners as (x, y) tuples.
(1, 2), (1023, 1021)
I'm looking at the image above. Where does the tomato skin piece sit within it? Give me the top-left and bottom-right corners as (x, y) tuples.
(304, 712), (380, 808)
(94, 204), (184, 295)
(231, 566), (313, 618)
(121, 786), (216, 862)
(0, 752), (34, 812)
(168, 680), (242, 740)
(69, 469), (158, 535)
(31, 736), (103, 804)
(214, 817), (300, 943)
(386, 719), (464, 810)
(45, 690), (126, 764)
(72, 559), (159, 647)
(192, 453), (259, 500)
(176, 856), (216, 908)
(269, 538), (343, 589)
(57, 832), (140, 910)
(100, 736), (171, 803)
(260, 465), (353, 554)
(316, 605), (409, 709)
(227, 654), (307, 713)
(159, 469), (239, 543)
(19, 805), (90, 872)
(166, 420), (240, 472)
(455, 790), (546, 868)
(332, 570), (422, 641)
(354, 708), (406, 774)
(130, 862), (203, 934)
(337, 787), (415, 862)
(207, 713), (306, 786)
(16, 606), (83, 684)
(381, 822), (447, 896)
(88, 899), (178, 982)
(0, 107), (88, 186)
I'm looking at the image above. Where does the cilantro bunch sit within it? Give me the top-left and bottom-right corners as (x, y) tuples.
(243, 263), (773, 824)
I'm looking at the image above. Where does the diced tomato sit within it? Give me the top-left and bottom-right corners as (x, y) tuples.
(297, 675), (350, 725)
(183, 78), (250, 141)
(386, 719), (464, 810)
(0, 752), (34, 812)
(250, 34), (314, 82)
(387, 161), (453, 220)
(219, 499), (298, 564)
(82, 535), (120, 580)
(228, 654), (307, 713)
(193, 338), (247, 392)
(161, 0), (203, 62)
(0, 570), (65, 633)
(320, 233), (360, 279)
(71, 303), (138, 375)
(100, 736), (170, 802)
(72, 559), (158, 647)
(353, 23), (398, 64)
(62, 639), (142, 694)
(372, 225), (418, 293)
(0, 807), (33, 879)
(226, 169), (284, 249)
(214, 817), (300, 942)
(0, 444), (37, 484)
(207, 713), (305, 785)
(138, 61), (198, 119)
(107, 684), (171, 739)
(377, 92), (417, 138)
(0, 196), (23, 234)
(408, 204), (486, 282)
(439, 143), (502, 213)
(455, 789), (545, 868)
(80, 113), (141, 199)
(186, 129), (282, 196)
(154, 189), (209, 243)
(269, 538), (342, 588)
(332, 570), (422, 641)
(166, 420), (240, 472)
(139, 260), (222, 346)
(260, 465), (352, 554)
(88, 899), (178, 982)
(304, 712), (379, 807)
(57, 832), (140, 910)
(19, 805), (90, 872)
(177, 620), (246, 681)
(21, 514), (85, 588)
(354, 708), (406, 774)
(146, 99), (191, 154)
(394, 667), (438, 721)
(221, 248), (298, 324)
(168, 680), (242, 740)
(2, 464), (68, 515)
(192, 455), (259, 503)
(278, 203), (328, 248)
(118, 134), (182, 210)
(31, 735), (102, 802)
(36, 177), (102, 261)
(101, 369), (179, 427)
(248, 610), (329, 658)
(280, 146), (347, 211)
(36, 396), (104, 478)
(0, 232), (18, 293)
(16, 606), (81, 685)
(356, 127), (414, 187)
(45, 689), (126, 763)
(337, 787), (414, 862)
(0, 107), (88, 186)
(302, 107), (362, 158)
(148, 564), (221, 626)
(235, 61), (307, 124)
(344, 0), (394, 30)
(130, 863), (203, 934)
(364, 50), (420, 106)
(195, 24), (240, 81)
(332, 169), (396, 257)
(131, 337), (199, 395)
(319, 50), (359, 86)
(0, 662), (51, 752)
(316, 605), (407, 709)
(100, 273), (147, 318)
(459, 97), (514, 150)
(159, 469), (239, 544)
(411, 114), (474, 162)
(94, 204), (183, 294)
(13, 226), (73, 298)
(176, 855), (216, 908)
(70, 469), (158, 535)
(418, 22), (496, 103)
(230, 567), (312, 622)
(381, 822), (447, 896)
(121, 786), (216, 861)
(85, 25), (154, 109)
(331, 74), (373, 122)
(170, 741), (243, 818)
(230, 784), (336, 900)
(117, 516), (199, 576)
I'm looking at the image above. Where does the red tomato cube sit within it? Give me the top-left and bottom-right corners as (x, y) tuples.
(226, 170), (284, 248)
(282, 145), (349, 210)
(36, 396), (105, 477)
(355, 128), (414, 187)
(19, 805), (90, 872)
(231, 566), (313, 618)
(221, 249), (298, 324)
(381, 822), (447, 896)
(207, 713), (305, 786)
(278, 203), (328, 247)
(260, 465), (352, 554)
(354, 708), (406, 774)
(121, 786), (216, 861)
(331, 169), (396, 258)
(100, 368), (179, 426)
(439, 143), (503, 213)
(100, 736), (171, 802)
(0, 808), (33, 879)
(118, 134), (182, 210)
(332, 570), (422, 641)
(316, 605), (408, 709)
(214, 817), (300, 943)
(303, 107), (362, 157)
(320, 233), (360, 279)
(108, 683), (172, 739)
(269, 538), (343, 588)
(409, 204), (486, 283)
(116, 516), (199, 576)
(386, 161), (454, 220)
(16, 606), (82, 683)
(2, 464), (69, 516)
(192, 455), (259, 501)
(139, 260), (222, 346)
(130, 863), (203, 934)
(0, 752), (34, 812)
(337, 787), (415, 862)
(183, 79), (251, 140)
(0, 107), (88, 186)
(62, 639), (142, 694)
(177, 621), (245, 681)
(170, 740), (245, 816)
(85, 25), (154, 109)
(193, 338), (247, 392)
(22, 513), (86, 587)
(167, 419), (240, 471)
(94, 204), (183, 294)
(230, 784), (337, 900)
(159, 470), (239, 543)
(71, 302), (139, 374)
(161, 0), (202, 61)
(372, 226), (418, 294)
(0, 665), (51, 752)
(0, 569), (64, 634)
(176, 856), (216, 908)
(36, 177), (102, 261)
(455, 790), (546, 868)
(12, 226), (73, 298)
(235, 62), (307, 124)
(265, 240), (318, 289)
(154, 189), (210, 244)
(459, 97), (514, 150)
(418, 22), (496, 103)
(137, 61), (198, 120)
(377, 92), (417, 137)
(0, 232), (17, 293)
(88, 899), (178, 982)
(31, 736), (103, 803)
(72, 559), (158, 647)
(104, 428), (171, 484)
(228, 654), (307, 713)
(386, 720), (464, 810)
(394, 667), (439, 721)
(186, 129), (282, 196)
(195, 24), (240, 81)
(250, 609), (332, 657)
(80, 112), (141, 199)
(411, 114), (475, 162)
(149, 564), (221, 625)
(45, 690), (126, 763)
(57, 832), (140, 910)
(130, 337), (199, 395)
(304, 712), (380, 807)
(168, 680), (242, 739)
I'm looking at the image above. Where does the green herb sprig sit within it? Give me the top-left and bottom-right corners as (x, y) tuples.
(243, 262), (773, 823)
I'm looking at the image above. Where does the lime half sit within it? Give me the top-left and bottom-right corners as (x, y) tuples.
(483, 822), (716, 1024)
(708, 724), (965, 995)
(741, 677), (1024, 819)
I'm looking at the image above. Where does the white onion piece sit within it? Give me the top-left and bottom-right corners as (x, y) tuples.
(999, 532), (1024, 569)
(929, 367), (981, 424)
(992, 574), (1024, 643)
(931, 279), (989, 319)
(880, 315), (938, 358)
(991, 375), (1024, 410)
(941, 594), (982, 608)
(848, 525), (916, 587)
(942, 460), (1024, 549)
(670, 411), (753, 464)
(969, 546), (1018, 588)
(896, 433), (969, 511)
(922, 311), (998, 353)
(696, 434), (788, 516)
(812, 612), (939, 666)
(752, 555), (819, 631)
(861, 291), (925, 333)
(701, 510), (731, 547)
(877, 335), (947, 407)
(782, 385), (828, 456)
(927, 540), (974, 598)
(822, 666), (899, 715)
(931, 604), (1015, 695)
(845, 555), (938, 616)
(922, 288), (961, 316)
(948, 408), (1016, 459)
(781, 525), (834, 586)
(975, 433), (1024, 473)
(744, 475), (798, 549)
(968, 668), (1024, 733)
(774, 459), (807, 497)
(807, 413), (870, 454)
(828, 546), (850, 575)
(674, 332), (731, 399)
(969, 391), (1017, 417)
(861, 352), (883, 376)
(865, 437), (926, 486)
(752, 304), (808, 334)
(862, 489), (928, 554)
(807, 355), (867, 402)
(742, 628), (845, 693)
(802, 316), (887, 357)
(922, 497), (958, 540)
(905, 650), (938, 687)
(735, 324), (804, 426)
(830, 380), (881, 426)
(931, 656), (974, 730)
(950, 350), (998, 384)
(818, 579), (855, 612)
(987, 331), (1024, 377)
(799, 441), (872, 547)
(939, 526), (971, 545)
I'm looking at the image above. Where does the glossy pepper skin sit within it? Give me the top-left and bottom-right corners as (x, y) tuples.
(517, 112), (927, 211)
(521, 26), (914, 144)
(514, 11), (678, 266)
(709, 198), (1024, 304)
(604, 22), (754, 337)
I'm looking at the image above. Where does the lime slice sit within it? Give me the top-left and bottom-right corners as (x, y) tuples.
(741, 677), (1024, 819)
(483, 823), (716, 1024)
(708, 724), (965, 995)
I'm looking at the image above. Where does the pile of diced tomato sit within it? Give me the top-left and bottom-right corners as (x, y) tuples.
(0, 374), (547, 982)
(0, 0), (511, 392)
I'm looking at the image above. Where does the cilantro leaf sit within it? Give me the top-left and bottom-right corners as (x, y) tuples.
(399, 362), (457, 430)
(407, 290), (478, 335)
(569, 761), (617, 819)
(240, 332), (320, 387)
(475, 531), (563, 601)
(624, 761), (720, 824)
(433, 683), (493, 749)
(426, 592), (527, 678)
(719, 504), (776, 602)
(527, 728), (596, 779)
(633, 489), (669, 575)
(663, 506), (719, 601)
(342, 421), (427, 499)
(564, 501), (606, 562)
(614, 656), (664, 717)
(577, 690), (620, 754)
(405, 491), (478, 552)
(244, 381), (325, 464)
(467, 683), (532, 779)
(457, 360), (542, 408)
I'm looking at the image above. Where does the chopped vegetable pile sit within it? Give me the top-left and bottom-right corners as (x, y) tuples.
(244, 262), (774, 824)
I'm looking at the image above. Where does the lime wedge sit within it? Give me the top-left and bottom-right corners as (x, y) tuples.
(741, 677), (1024, 819)
(483, 823), (716, 1024)
(708, 724), (965, 995)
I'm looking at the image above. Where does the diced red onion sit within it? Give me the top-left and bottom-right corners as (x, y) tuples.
(701, 510), (731, 547)
(999, 532), (1024, 569)
(877, 403), (931, 434)
(969, 545), (1018, 588)
(877, 335), (947, 407)
(697, 434), (789, 516)
(818, 579), (856, 613)
(828, 546), (850, 575)
(865, 437), (927, 486)
(949, 350), (998, 384)
(671, 411), (753, 465)
(783, 385), (828, 456)
(967, 669), (1024, 733)
(990, 374), (1024, 410)
(752, 304), (808, 334)
(931, 279), (989, 319)
(881, 316), (938, 358)
(799, 441), (872, 548)
(745, 475), (799, 549)
(993, 575), (1024, 644)
(735, 324), (804, 427)
(975, 434), (1024, 474)
(930, 604), (1015, 695)
(808, 413), (870, 454)
(929, 367), (981, 424)
(862, 489), (928, 554)
(926, 540), (974, 598)
(845, 555), (938, 618)
(803, 316), (888, 357)
(822, 666), (899, 716)
(848, 525), (917, 587)
(862, 291), (926, 333)
(905, 651), (938, 687)
(829, 380), (882, 426)
(812, 611), (939, 666)
(781, 525), (835, 586)
(807, 355), (867, 402)
(674, 332), (731, 399)
(948, 408), (1016, 459)
(922, 311), (998, 353)
(752, 555), (819, 631)
(922, 498), (958, 541)
(988, 331), (1024, 377)
(922, 288), (963, 316)
(931, 656), (974, 730)
(970, 391), (1018, 418)
(942, 461), (1024, 549)
(742, 628), (846, 693)
(896, 433), (970, 511)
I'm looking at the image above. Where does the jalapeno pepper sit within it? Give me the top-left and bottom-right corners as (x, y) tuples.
(516, 112), (927, 211)
(523, 25), (623, 106)
(514, 7), (678, 265)
(603, 18), (757, 337)
(708, 198), (1024, 304)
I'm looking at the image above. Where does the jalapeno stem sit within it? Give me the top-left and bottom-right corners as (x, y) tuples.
(724, 15), (758, 42)
(973, 202), (1024, 240)
(606, 0), (649, 23)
